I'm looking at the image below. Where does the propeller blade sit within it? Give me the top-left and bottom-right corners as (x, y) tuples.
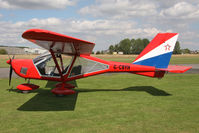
(8, 55), (14, 86)
(9, 64), (13, 86)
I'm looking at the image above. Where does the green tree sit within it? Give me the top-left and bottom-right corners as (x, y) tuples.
(130, 39), (135, 54)
(108, 45), (115, 54)
(181, 48), (191, 54)
(142, 38), (150, 48)
(108, 37), (149, 55)
(114, 44), (119, 52)
(131, 38), (146, 54)
(118, 38), (131, 54)
(96, 51), (101, 54)
(0, 49), (7, 54)
(173, 41), (181, 54)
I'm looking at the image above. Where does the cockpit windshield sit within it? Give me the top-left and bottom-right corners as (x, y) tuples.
(33, 52), (73, 77)
(33, 51), (51, 64)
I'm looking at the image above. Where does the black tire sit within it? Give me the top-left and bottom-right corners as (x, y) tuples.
(22, 90), (30, 94)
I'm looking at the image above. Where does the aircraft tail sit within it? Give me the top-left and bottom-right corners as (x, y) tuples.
(132, 33), (178, 68)
(132, 33), (192, 78)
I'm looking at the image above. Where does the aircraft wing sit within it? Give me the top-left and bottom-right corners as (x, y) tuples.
(22, 29), (95, 56)
(157, 65), (192, 73)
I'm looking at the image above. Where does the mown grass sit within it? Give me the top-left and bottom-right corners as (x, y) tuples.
(1, 54), (199, 68)
(96, 54), (199, 64)
(0, 74), (199, 133)
(169, 55), (199, 64)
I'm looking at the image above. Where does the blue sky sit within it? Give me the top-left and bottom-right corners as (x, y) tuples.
(0, 0), (199, 51)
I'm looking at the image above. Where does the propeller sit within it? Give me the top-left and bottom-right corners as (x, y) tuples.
(8, 55), (15, 86)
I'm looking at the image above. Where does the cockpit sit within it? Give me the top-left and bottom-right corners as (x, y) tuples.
(33, 52), (73, 77)
(33, 52), (109, 78)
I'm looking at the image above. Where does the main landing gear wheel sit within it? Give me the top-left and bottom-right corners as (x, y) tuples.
(21, 90), (30, 94)
(51, 83), (76, 96)
(16, 83), (39, 93)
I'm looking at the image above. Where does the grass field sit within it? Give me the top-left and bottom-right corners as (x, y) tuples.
(96, 54), (199, 64)
(0, 54), (199, 133)
(1, 54), (199, 68)
(0, 74), (199, 133)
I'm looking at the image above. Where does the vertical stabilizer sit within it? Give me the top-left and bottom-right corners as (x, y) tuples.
(132, 33), (179, 68)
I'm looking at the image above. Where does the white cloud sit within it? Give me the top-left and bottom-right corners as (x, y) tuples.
(180, 31), (199, 41)
(0, 17), (198, 50)
(0, 0), (199, 50)
(79, 0), (199, 21)
(79, 0), (158, 19)
(0, 0), (75, 9)
(0, 18), (63, 47)
(160, 2), (199, 19)
(0, 18), (166, 50)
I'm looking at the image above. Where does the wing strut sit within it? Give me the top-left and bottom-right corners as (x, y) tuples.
(49, 48), (77, 95)
(49, 49), (64, 81)
(59, 54), (64, 71)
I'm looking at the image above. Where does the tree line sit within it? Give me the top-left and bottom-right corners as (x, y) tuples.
(0, 49), (7, 54)
(96, 37), (188, 55)
(109, 38), (150, 54)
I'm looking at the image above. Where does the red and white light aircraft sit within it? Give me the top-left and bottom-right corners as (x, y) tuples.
(7, 29), (191, 96)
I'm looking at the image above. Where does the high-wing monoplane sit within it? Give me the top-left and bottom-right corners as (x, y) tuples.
(7, 29), (192, 96)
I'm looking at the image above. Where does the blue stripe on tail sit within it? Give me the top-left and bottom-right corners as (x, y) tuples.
(133, 52), (173, 68)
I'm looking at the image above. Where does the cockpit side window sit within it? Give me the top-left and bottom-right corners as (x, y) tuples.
(69, 57), (109, 78)
(33, 53), (73, 77)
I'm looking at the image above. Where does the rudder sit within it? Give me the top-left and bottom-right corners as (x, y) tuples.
(132, 33), (179, 68)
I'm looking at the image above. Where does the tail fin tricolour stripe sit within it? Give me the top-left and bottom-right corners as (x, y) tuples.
(132, 33), (179, 68)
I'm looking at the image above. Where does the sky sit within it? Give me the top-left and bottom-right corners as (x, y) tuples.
(0, 0), (199, 51)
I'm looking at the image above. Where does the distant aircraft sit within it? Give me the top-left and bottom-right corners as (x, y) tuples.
(6, 29), (191, 96)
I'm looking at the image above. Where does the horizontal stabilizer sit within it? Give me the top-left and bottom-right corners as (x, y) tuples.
(157, 65), (192, 73)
